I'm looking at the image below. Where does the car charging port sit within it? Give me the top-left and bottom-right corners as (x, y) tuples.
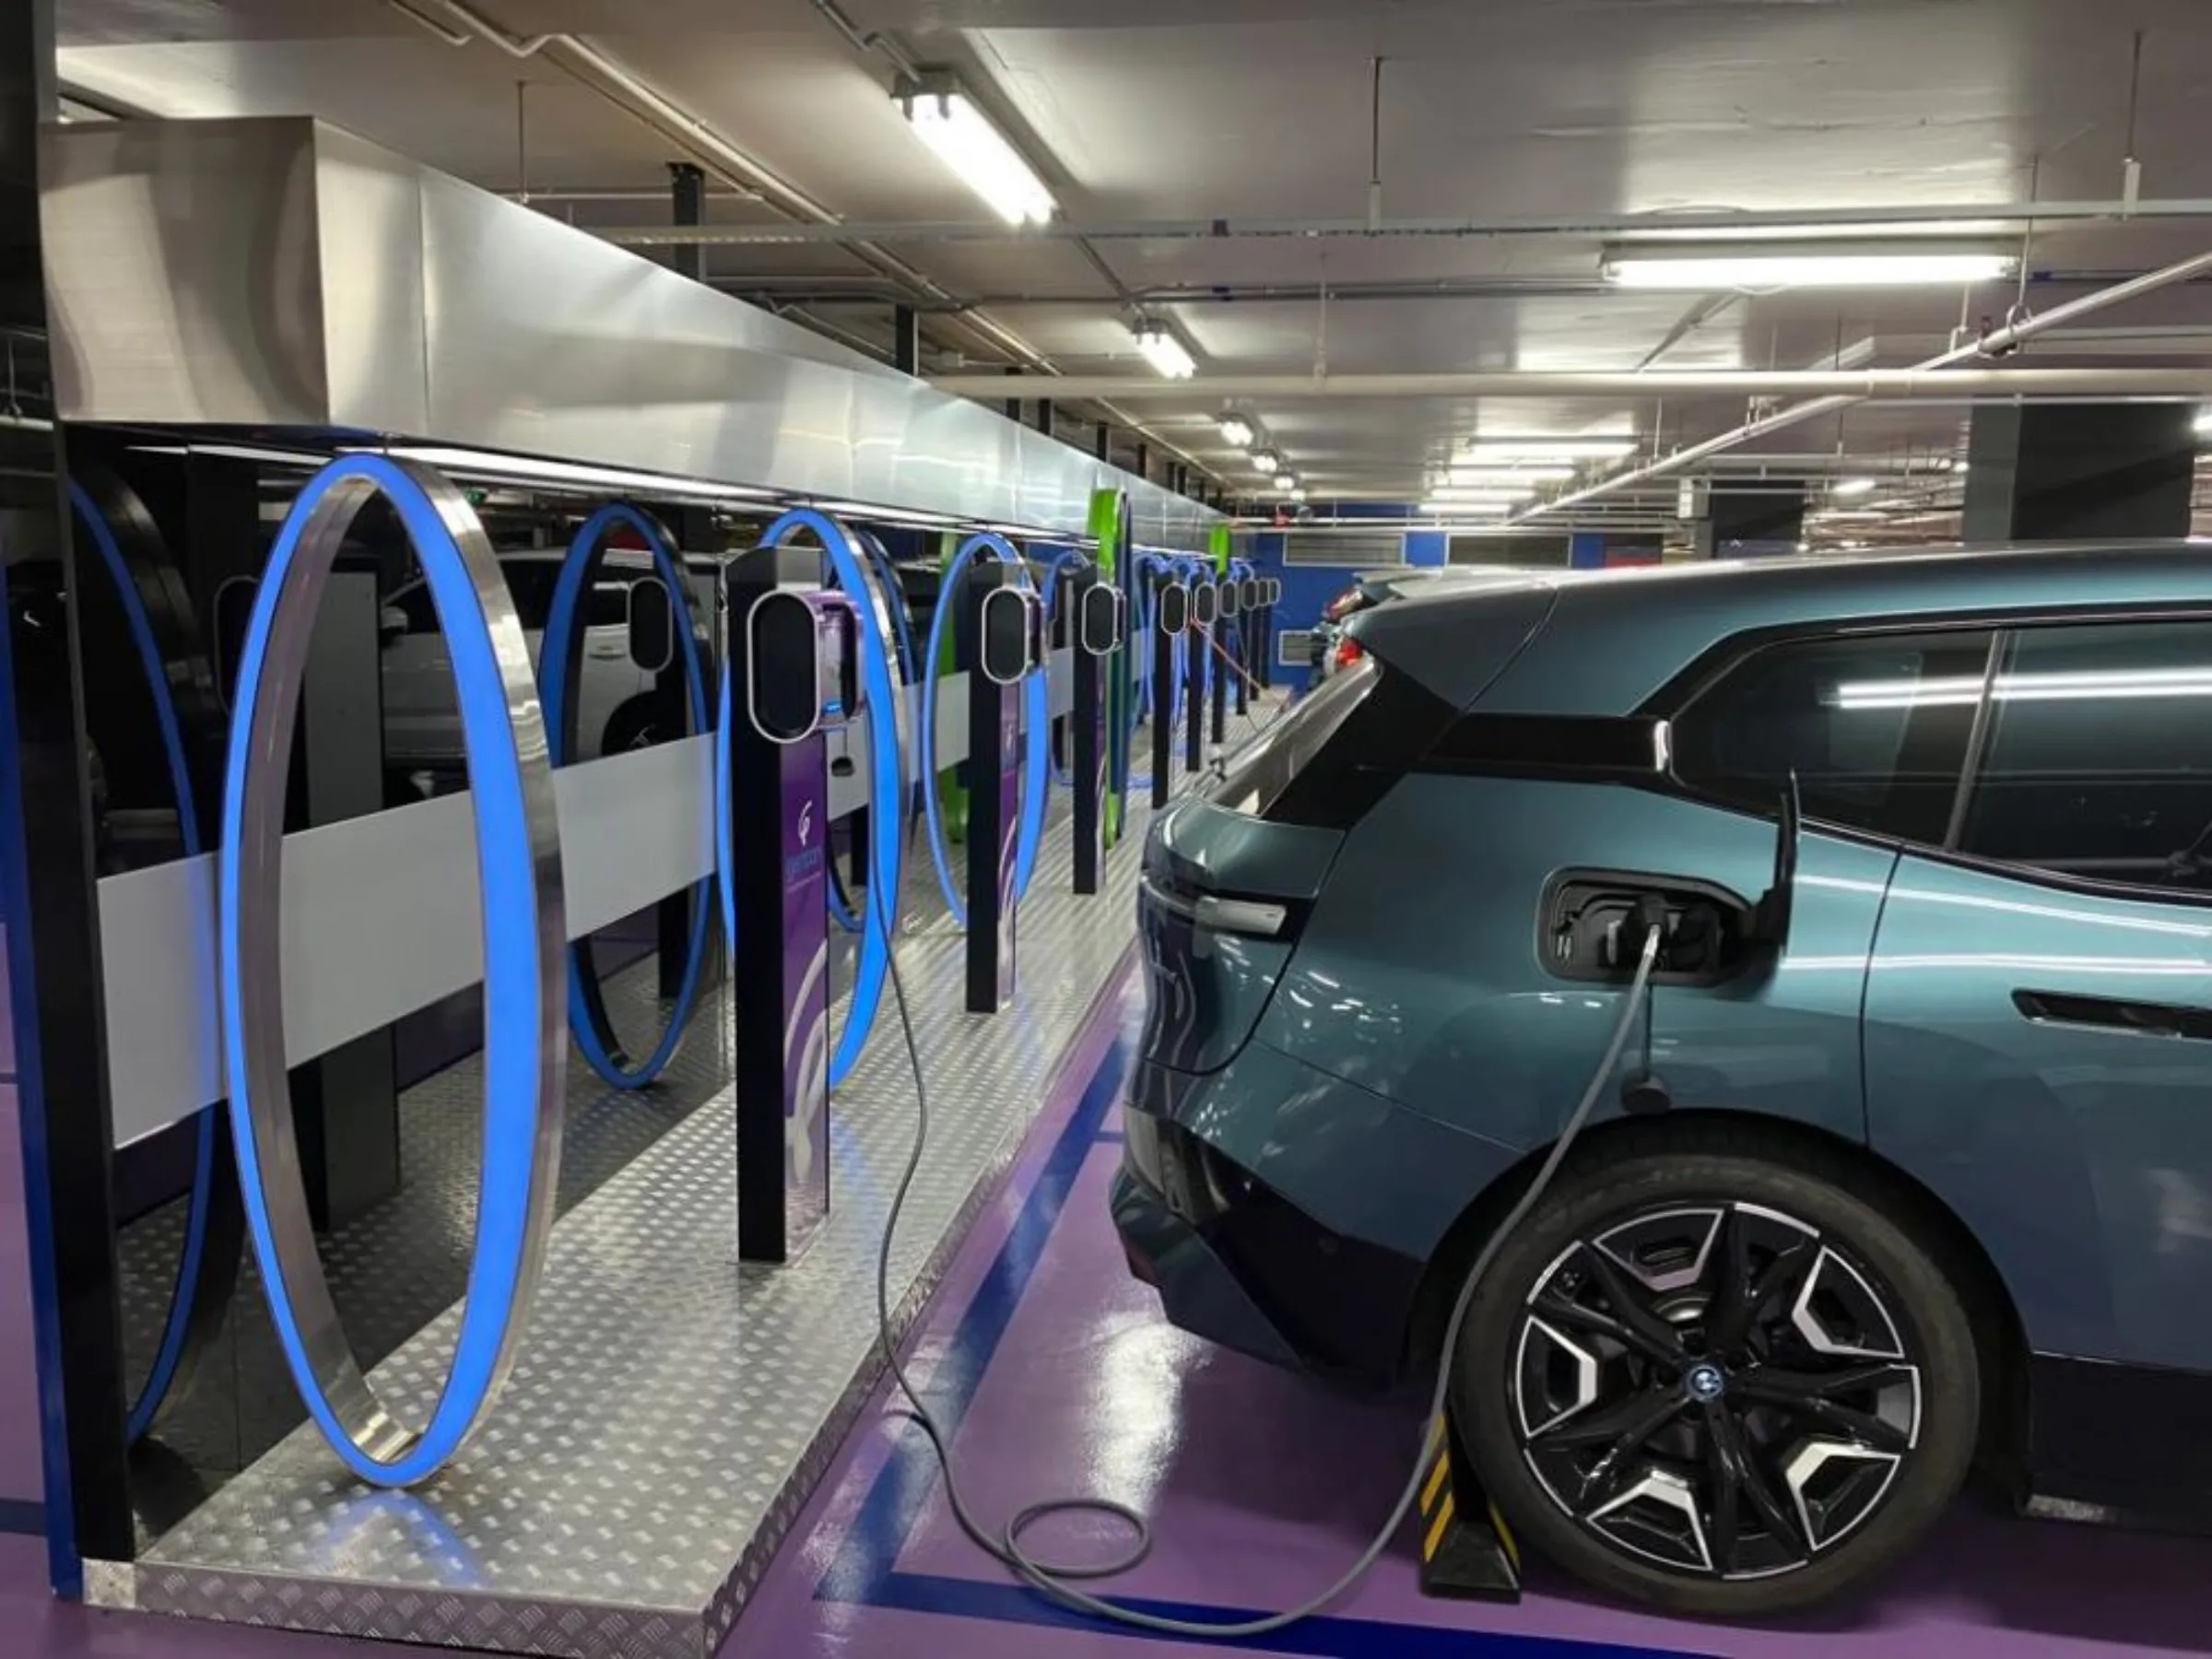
(1540, 868), (1754, 987)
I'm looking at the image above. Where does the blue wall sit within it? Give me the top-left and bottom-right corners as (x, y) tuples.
(1249, 505), (1420, 691)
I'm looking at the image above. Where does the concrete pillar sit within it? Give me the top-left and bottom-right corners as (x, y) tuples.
(889, 305), (919, 376)
(1964, 404), (2196, 542)
(668, 161), (706, 283)
(1700, 483), (1805, 559)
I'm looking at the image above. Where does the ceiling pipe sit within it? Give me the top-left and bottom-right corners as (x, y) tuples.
(422, 1), (1222, 492)
(1520, 243), (2212, 525)
(924, 368), (2212, 400)
(590, 198), (2212, 249)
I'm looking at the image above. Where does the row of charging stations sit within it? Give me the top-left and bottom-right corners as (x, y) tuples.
(184, 452), (1245, 1484)
(1143, 570), (1282, 808)
(720, 524), (1138, 1267)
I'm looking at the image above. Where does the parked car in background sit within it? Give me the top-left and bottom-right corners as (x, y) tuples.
(1119, 544), (2212, 1616)
(1308, 566), (1524, 679)
(381, 548), (714, 799)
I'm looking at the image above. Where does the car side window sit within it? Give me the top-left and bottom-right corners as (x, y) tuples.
(1671, 629), (1995, 846)
(1957, 619), (2212, 890)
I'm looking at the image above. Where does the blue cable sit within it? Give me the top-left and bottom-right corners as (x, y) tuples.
(916, 533), (1049, 926)
(72, 484), (213, 1444)
(538, 503), (713, 1091)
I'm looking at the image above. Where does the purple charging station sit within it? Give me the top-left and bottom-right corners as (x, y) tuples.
(1071, 567), (1120, 895)
(728, 552), (855, 1265)
(961, 562), (1036, 1013)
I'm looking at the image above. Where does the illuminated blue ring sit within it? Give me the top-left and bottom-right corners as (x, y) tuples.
(538, 503), (713, 1090)
(836, 529), (925, 935)
(917, 533), (1048, 925)
(72, 485), (215, 1444)
(220, 453), (563, 1486)
(712, 509), (900, 1088)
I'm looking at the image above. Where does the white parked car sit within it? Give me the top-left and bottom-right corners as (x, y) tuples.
(381, 549), (712, 797)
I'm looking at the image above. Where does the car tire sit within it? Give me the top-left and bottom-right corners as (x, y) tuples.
(1450, 1128), (1979, 1618)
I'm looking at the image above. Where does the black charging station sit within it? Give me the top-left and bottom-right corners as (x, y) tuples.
(1234, 576), (1258, 715)
(1213, 574), (1240, 739)
(1069, 564), (1123, 895)
(726, 549), (858, 1265)
(1186, 577), (1218, 773)
(960, 561), (1039, 1013)
(1151, 575), (1188, 808)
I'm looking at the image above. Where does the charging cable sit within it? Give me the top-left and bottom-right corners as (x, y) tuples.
(868, 861), (1667, 1636)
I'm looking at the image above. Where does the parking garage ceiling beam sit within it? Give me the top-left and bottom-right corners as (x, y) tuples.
(593, 199), (2212, 249)
(924, 369), (2212, 401)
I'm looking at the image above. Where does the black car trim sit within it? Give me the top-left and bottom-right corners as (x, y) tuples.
(1412, 712), (1671, 782)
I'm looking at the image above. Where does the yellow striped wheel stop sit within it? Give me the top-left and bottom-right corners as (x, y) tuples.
(1416, 1413), (1522, 1601)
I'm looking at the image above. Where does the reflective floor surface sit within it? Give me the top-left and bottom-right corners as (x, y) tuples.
(735, 977), (2212, 1659)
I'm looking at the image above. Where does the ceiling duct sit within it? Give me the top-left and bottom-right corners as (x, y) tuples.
(37, 116), (1218, 548)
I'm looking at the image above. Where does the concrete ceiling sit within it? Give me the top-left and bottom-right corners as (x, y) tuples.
(51, 0), (2212, 526)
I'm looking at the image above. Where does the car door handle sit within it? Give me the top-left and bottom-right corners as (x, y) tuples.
(2013, 988), (2212, 1041)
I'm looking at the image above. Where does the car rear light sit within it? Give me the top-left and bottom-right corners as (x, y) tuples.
(1333, 636), (1364, 669)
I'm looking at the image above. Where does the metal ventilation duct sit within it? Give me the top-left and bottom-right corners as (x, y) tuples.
(39, 116), (1221, 550)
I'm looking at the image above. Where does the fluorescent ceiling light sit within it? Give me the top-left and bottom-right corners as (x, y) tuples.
(1445, 465), (1576, 485)
(1272, 473), (1297, 489)
(1218, 415), (1254, 448)
(2195, 408), (2212, 435)
(1428, 485), (1534, 503)
(371, 446), (777, 502)
(1603, 246), (2016, 290)
(1288, 487), (1308, 502)
(1420, 499), (1515, 515)
(1250, 448), (1281, 475)
(1832, 477), (1879, 498)
(897, 83), (1054, 227)
(1133, 324), (1196, 380)
(1464, 437), (1636, 463)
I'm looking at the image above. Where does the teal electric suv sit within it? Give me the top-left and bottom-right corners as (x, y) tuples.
(1115, 546), (2212, 1615)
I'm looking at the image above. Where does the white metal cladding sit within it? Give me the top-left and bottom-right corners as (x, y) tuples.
(95, 646), (1068, 1152)
(1281, 529), (1406, 567)
(39, 116), (1221, 553)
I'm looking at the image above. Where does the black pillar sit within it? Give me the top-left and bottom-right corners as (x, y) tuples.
(1002, 367), (1022, 423)
(1093, 422), (1111, 462)
(1963, 404), (2196, 542)
(1030, 398), (1053, 438)
(669, 161), (706, 284)
(0, 0), (135, 1581)
(1135, 441), (1149, 483)
(1700, 484), (1805, 558)
(890, 304), (919, 376)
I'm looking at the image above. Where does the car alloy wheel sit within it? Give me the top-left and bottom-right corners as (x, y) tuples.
(1510, 1200), (1922, 1583)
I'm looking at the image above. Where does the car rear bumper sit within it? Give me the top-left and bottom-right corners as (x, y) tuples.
(1110, 1165), (1306, 1372)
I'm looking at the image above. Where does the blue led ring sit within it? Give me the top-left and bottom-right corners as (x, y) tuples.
(537, 503), (714, 1090)
(828, 528), (919, 937)
(219, 454), (566, 1486)
(918, 533), (1050, 924)
(70, 480), (235, 1443)
(713, 510), (901, 1088)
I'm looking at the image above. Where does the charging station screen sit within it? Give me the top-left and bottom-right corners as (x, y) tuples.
(1158, 582), (1189, 635)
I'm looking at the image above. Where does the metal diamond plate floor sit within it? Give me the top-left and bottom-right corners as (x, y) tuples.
(100, 712), (1264, 1659)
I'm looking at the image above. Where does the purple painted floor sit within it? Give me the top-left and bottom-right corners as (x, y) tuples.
(7, 963), (2210, 1657)
(735, 969), (2212, 1659)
